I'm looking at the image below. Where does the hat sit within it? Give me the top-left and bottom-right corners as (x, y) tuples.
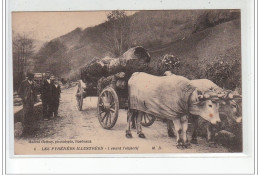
(27, 72), (34, 78)
(50, 75), (55, 80)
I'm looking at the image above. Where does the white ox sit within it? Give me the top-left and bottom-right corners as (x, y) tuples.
(125, 72), (221, 149)
(190, 79), (242, 145)
(164, 71), (242, 145)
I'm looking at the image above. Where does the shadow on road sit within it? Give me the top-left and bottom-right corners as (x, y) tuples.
(14, 105), (62, 139)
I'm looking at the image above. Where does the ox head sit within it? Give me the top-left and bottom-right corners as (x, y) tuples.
(218, 91), (242, 123)
(189, 90), (221, 125)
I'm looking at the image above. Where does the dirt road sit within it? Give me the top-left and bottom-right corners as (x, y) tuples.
(14, 86), (228, 154)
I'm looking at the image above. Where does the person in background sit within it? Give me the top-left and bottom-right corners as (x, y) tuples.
(41, 71), (53, 121)
(18, 72), (37, 131)
(51, 76), (61, 118)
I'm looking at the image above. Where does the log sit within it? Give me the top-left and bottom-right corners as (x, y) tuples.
(96, 72), (128, 94)
(80, 46), (151, 85)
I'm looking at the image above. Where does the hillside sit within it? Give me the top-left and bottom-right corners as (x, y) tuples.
(149, 19), (241, 78)
(32, 39), (46, 52)
(32, 10), (241, 89)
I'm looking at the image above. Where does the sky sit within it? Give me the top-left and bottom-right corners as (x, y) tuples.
(12, 11), (136, 41)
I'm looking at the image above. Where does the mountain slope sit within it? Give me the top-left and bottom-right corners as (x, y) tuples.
(32, 10), (241, 88)
(148, 19), (241, 88)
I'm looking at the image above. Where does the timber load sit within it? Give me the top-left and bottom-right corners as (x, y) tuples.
(80, 46), (151, 92)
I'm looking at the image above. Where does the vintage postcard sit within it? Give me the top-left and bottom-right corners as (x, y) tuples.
(12, 10), (242, 155)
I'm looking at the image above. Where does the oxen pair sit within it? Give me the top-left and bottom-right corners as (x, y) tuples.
(165, 72), (242, 146)
(125, 72), (222, 149)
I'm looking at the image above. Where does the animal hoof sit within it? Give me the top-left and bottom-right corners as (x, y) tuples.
(208, 142), (217, 148)
(176, 145), (185, 149)
(184, 143), (192, 149)
(168, 130), (175, 138)
(125, 132), (133, 138)
(138, 133), (146, 138)
(190, 139), (198, 144)
(176, 141), (185, 149)
(176, 145), (182, 149)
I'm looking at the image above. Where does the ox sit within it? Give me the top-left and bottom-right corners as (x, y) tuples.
(125, 72), (221, 149)
(190, 79), (242, 145)
(164, 72), (242, 146)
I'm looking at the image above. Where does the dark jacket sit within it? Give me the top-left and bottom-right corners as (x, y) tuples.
(18, 79), (37, 104)
(41, 79), (53, 103)
(52, 84), (61, 103)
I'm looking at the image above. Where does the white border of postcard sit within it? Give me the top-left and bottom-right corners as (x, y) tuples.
(5, 0), (257, 174)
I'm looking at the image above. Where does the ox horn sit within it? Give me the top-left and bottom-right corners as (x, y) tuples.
(227, 93), (234, 99)
(199, 93), (219, 100)
(218, 93), (226, 98)
(233, 94), (242, 99)
(198, 95), (204, 99)
(206, 94), (220, 101)
(203, 94), (210, 99)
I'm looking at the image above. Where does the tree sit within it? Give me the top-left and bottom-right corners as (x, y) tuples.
(13, 33), (35, 91)
(103, 10), (131, 57)
(33, 39), (68, 78)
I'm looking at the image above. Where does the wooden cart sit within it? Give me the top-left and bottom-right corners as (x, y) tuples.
(75, 46), (156, 129)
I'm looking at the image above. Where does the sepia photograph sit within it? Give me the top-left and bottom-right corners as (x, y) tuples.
(12, 10), (243, 155)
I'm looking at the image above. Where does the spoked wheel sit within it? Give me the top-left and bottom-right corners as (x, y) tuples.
(97, 87), (119, 129)
(141, 113), (156, 127)
(76, 81), (84, 111)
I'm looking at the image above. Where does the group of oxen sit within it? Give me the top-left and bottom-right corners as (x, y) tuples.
(125, 71), (242, 149)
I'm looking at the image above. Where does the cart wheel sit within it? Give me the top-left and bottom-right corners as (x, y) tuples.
(141, 113), (156, 127)
(97, 87), (119, 129)
(76, 81), (84, 111)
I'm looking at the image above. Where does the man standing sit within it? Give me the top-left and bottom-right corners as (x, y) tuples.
(41, 71), (53, 121)
(18, 72), (37, 131)
(51, 76), (61, 118)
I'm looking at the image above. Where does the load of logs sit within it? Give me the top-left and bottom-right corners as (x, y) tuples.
(80, 46), (151, 93)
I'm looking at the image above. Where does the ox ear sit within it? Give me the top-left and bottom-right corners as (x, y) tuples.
(197, 90), (203, 95)
(192, 100), (207, 107)
(197, 90), (204, 101)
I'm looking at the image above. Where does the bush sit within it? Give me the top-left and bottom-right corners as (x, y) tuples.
(156, 54), (181, 75)
(203, 57), (241, 90)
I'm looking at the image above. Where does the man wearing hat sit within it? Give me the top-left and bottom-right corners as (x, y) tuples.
(50, 76), (61, 118)
(18, 72), (37, 130)
(41, 71), (53, 121)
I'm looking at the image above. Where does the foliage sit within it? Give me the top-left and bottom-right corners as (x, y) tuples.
(13, 33), (35, 90)
(22, 10), (241, 87)
(156, 54), (181, 75)
(33, 39), (69, 78)
(193, 10), (240, 33)
(203, 55), (241, 90)
(103, 10), (132, 57)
